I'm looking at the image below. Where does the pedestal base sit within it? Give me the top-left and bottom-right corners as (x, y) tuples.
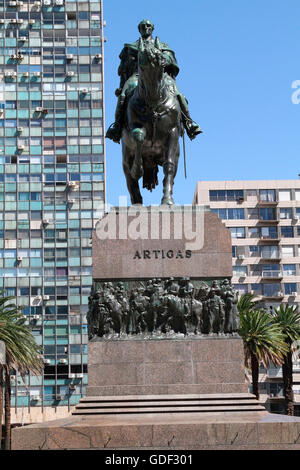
(87, 337), (247, 396)
(11, 406), (300, 450)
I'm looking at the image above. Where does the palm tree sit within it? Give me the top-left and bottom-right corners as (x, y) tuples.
(271, 304), (300, 416)
(238, 294), (288, 401)
(0, 293), (43, 449)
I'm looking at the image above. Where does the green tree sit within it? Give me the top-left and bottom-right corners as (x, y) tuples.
(238, 294), (287, 401)
(0, 294), (43, 449)
(271, 304), (300, 416)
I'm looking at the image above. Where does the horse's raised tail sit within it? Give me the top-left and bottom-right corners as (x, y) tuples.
(142, 164), (159, 191)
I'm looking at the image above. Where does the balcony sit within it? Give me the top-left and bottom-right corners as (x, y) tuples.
(258, 236), (279, 244)
(263, 292), (284, 300)
(261, 270), (282, 280)
(257, 217), (278, 225)
(257, 198), (278, 206)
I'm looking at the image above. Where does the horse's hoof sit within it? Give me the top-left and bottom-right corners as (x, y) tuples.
(161, 196), (174, 206)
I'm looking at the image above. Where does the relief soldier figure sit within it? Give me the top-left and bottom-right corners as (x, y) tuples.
(87, 278), (239, 338)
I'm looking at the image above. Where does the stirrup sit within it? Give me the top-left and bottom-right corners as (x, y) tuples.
(106, 123), (122, 143)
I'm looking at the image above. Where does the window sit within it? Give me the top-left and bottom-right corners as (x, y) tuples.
(232, 266), (247, 277)
(282, 246), (294, 257)
(284, 283), (297, 295)
(249, 227), (259, 238)
(259, 208), (277, 221)
(261, 264), (281, 278)
(261, 246), (279, 259)
(230, 227), (245, 239)
(283, 264), (296, 276)
(209, 190), (243, 201)
(280, 208), (293, 219)
(233, 284), (248, 295)
(251, 283), (262, 295)
(259, 189), (276, 202)
(261, 226), (278, 239)
(281, 226), (294, 238)
(263, 283), (281, 297)
(249, 245), (260, 255)
(278, 190), (291, 201)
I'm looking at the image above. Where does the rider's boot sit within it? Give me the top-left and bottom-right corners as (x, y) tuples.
(106, 95), (125, 143)
(178, 93), (203, 140)
(161, 161), (175, 205)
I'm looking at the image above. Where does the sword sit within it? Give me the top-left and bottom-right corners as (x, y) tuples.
(182, 128), (187, 179)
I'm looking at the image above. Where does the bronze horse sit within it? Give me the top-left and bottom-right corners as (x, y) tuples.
(121, 37), (182, 205)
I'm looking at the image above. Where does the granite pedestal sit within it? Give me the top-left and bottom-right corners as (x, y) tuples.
(11, 206), (300, 450)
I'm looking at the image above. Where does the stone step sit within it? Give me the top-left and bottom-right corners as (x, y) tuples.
(80, 393), (256, 403)
(75, 399), (260, 409)
(72, 405), (265, 415)
(72, 393), (265, 415)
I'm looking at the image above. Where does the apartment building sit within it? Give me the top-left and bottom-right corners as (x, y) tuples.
(0, 0), (106, 422)
(193, 178), (300, 414)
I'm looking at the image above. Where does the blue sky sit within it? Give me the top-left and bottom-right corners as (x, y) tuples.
(103, 0), (300, 206)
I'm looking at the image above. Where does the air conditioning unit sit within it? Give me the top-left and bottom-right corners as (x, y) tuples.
(66, 54), (73, 60)
(17, 144), (25, 151)
(239, 273), (246, 278)
(42, 219), (50, 225)
(76, 373), (83, 379)
(56, 394), (62, 400)
(44, 0), (51, 5)
(9, 1), (17, 6)
(29, 19), (36, 24)
(68, 199), (76, 204)
(17, 256), (23, 261)
(34, 1), (41, 6)
(44, 357), (51, 364)
(30, 395), (40, 401)
(35, 295), (42, 299)
(59, 358), (67, 364)
(43, 295), (50, 300)
(32, 314), (40, 320)
(17, 19), (23, 24)
(69, 384), (76, 390)
(35, 106), (43, 112)
(0, 110), (3, 114)
(237, 254), (245, 260)
(17, 127), (23, 132)
(17, 1), (23, 5)
(67, 71), (74, 76)
(0, 19), (5, 24)
(291, 292), (297, 296)
(10, 19), (17, 24)
(33, 71), (41, 77)
(68, 373), (76, 379)
(22, 72), (29, 77)
(95, 54), (102, 60)
(17, 54), (24, 60)
(10, 54), (17, 60)
(55, 0), (63, 5)
(81, 88), (88, 94)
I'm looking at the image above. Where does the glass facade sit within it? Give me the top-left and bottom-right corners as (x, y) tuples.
(0, 0), (105, 410)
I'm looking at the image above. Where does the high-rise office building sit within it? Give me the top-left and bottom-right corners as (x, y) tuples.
(193, 179), (300, 414)
(0, 0), (106, 422)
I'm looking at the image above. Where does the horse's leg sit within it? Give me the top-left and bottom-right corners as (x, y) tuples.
(130, 128), (145, 181)
(161, 127), (180, 205)
(122, 140), (143, 205)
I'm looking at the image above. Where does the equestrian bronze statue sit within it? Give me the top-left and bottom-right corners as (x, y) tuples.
(106, 19), (202, 205)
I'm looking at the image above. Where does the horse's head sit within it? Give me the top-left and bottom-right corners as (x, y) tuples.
(138, 37), (165, 73)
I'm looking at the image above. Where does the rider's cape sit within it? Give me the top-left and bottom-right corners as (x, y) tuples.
(118, 38), (179, 89)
